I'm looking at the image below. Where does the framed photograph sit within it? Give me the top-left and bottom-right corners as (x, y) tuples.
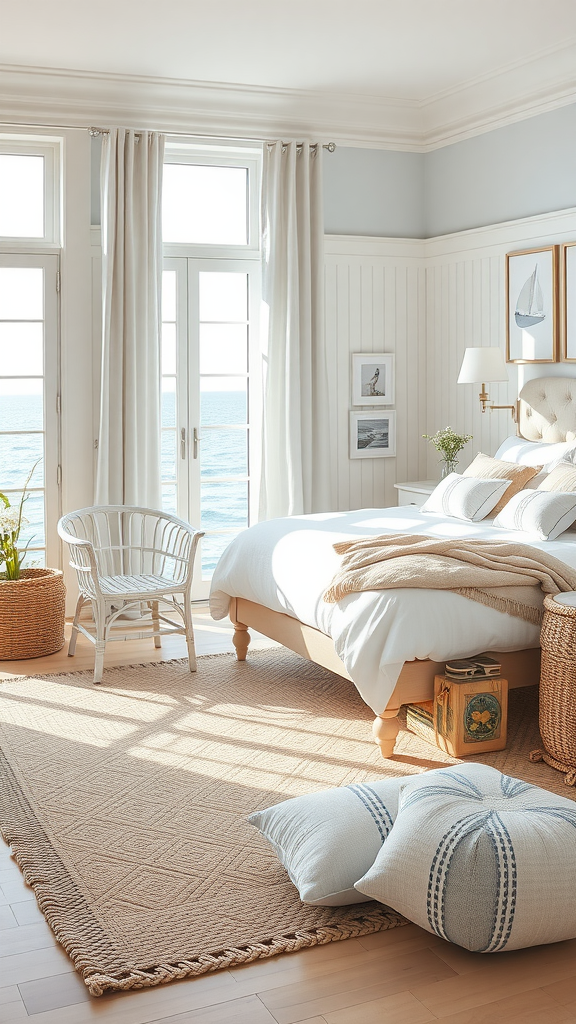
(506, 246), (559, 363)
(562, 242), (576, 362)
(350, 411), (396, 459)
(352, 353), (395, 405)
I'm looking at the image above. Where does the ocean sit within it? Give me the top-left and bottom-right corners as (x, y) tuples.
(1, 391), (248, 578)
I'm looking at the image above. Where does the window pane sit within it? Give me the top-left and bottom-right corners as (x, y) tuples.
(200, 324), (247, 375)
(201, 383), (246, 425)
(162, 270), (176, 321)
(162, 323), (176, 374)
(0, 383), (43, 431)
(161, 378), (176, 428)
(199, 272), (248, 322)
(201, 533), (235, 578)
(0, 155), (44, 237)
(0, 268), (43, 319)
(201, 428), (247, 478)
(11, 490), (45, 548)
(162, 484), (177, 516)
(200, 481), (248, 531)
(0, 323), (43, 376)
(0, 434), (44, 488)
(161, 430), (176, 482)
(163, 163), (248, 245)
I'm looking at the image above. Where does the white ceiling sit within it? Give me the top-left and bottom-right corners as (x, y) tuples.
(2, 0), (576, 100)
(2, 1), (576, 149)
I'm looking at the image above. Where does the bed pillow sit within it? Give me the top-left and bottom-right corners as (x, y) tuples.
(463, 453), (541, 514)
(493, 488), (576, 540)
(354, 763), (576, 952)
(538, 461), (576, 493)
(495, 436), (576, 471)
(249, 777), (404, 905)
(420, 474), (510, 521)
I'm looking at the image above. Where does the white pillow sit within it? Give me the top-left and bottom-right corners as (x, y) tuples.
(495, 436), (576, 471)
(421, 474), (510, 521)
(355, 763), (576, 952)
(493, 488), (576, 540)
(249, 777), (403, 906)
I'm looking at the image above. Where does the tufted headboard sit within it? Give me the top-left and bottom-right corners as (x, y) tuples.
(518, 377), (576, 443)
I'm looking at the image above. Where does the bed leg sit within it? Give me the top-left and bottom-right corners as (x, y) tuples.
(372, 712), (400, 759)
(232, 622), (251, 661)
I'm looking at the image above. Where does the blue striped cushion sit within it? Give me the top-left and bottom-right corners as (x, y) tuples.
(355, 763), (576, 951)
(249, 777), (404, 906)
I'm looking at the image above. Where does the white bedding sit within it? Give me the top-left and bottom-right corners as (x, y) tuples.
(209, 506), (576, 716)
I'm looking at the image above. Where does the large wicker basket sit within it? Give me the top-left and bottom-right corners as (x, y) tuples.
(530, 593), (576, 785)
(0, 568), (66, 660)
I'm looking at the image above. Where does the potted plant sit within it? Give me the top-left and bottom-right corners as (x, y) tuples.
(0, 466), (65, 660)
(423, 426), (473, 478)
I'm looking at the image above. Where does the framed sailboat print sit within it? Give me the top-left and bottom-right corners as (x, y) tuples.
(506, 246), (559, 363)
(562, 243), (576, 362)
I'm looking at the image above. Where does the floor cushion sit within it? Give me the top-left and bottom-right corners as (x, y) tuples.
(249, 777), (404, 906)
(355, 763), (576, 951)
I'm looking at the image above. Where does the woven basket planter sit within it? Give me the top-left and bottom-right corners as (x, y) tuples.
(0, 568), (66, 660)
(530, 593), (576, 785)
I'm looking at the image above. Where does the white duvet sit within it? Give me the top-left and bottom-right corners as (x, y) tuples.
(209, 506), (576, 715)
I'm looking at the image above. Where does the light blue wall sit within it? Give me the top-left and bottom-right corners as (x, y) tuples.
(323, 146), (425, 237)
(324, 102), (576, 238)
(425, 104), (576, 237)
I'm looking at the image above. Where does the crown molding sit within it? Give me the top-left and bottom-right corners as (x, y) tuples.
(1, 49), (576, 152)
(0, 63), (424, 150)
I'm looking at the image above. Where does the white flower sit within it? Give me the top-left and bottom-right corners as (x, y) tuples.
(0, 508), (27, 538)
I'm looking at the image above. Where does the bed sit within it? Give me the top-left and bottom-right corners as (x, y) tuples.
(210, 377), (576, 757)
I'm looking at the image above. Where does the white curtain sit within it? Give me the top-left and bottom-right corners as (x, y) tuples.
(96, 128), (165, 509)
(259, 140), (333, 520)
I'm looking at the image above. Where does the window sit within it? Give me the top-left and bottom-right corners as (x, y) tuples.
(161, 142), (261, 598)
(0, 138), (61, 245)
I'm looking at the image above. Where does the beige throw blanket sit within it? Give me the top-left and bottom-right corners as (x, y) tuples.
(323, 533), (576, 624)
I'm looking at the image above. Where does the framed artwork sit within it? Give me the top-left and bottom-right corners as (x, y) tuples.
(352, 353), (395, 406)
(350, 411), (396, 459)
(562, 243), (576, 362)
(506, 246), (559, 363)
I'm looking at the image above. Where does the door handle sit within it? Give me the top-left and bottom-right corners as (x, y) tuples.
(193, 427), (201, 459)
(180, 428), (186, 459)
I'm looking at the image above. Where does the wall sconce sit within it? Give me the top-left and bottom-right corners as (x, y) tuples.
(457, 347), (517, 421)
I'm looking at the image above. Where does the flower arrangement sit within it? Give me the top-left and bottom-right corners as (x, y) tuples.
(423, 426), (473, 476)
(0, 463), (37, 581)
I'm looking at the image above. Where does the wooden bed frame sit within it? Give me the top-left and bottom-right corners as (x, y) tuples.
(227, 378), (576, 759)
(229, 596), (541, 758)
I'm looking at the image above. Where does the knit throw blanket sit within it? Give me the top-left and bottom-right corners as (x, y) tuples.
(323, 533), (576, 624)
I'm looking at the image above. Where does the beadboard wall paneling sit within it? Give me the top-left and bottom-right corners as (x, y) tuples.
(324, 240), (425, 510)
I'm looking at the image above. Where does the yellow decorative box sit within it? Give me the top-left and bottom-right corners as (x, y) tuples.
(433, 674), (508, 757)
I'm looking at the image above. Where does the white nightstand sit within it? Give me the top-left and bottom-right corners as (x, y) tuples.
(394, 480), (437, 507)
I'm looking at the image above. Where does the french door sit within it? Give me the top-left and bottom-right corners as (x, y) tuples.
(161, 257), (261, 599)
(0, 254), (59, 570)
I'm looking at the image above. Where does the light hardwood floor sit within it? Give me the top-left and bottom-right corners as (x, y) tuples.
(1, 612), (576, 1023)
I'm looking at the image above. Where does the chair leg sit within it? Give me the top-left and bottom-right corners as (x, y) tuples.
(151, 601), (161, 649)
(183, 597), (197, 673)
(68, 595), (84, 657)
(92, 601), (107, 684)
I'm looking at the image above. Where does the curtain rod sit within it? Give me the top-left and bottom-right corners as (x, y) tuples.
(89, 127), (335, 151)
(0, 119), (336, 150)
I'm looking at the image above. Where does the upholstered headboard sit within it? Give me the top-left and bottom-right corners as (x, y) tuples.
(518, 377), (576, 443)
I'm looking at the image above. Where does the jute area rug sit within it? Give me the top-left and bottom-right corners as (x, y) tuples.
(0, 650), (571, 997)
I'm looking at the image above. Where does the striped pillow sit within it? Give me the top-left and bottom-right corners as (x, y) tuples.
(464, 453), (542, 513)
(355, 763), (576, 952)
(249, 777), (404, 906)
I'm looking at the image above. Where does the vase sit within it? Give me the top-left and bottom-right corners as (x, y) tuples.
(441, 460), (458, 479)
(0, 568), (66, 660)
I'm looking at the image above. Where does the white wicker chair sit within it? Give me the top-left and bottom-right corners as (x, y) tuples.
(57, 506), (204, 683)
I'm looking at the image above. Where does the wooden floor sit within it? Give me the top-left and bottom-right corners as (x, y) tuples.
(1, 613), (576, 1023)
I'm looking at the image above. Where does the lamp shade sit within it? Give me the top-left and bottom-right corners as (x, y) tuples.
(457, 347), (509, 384)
